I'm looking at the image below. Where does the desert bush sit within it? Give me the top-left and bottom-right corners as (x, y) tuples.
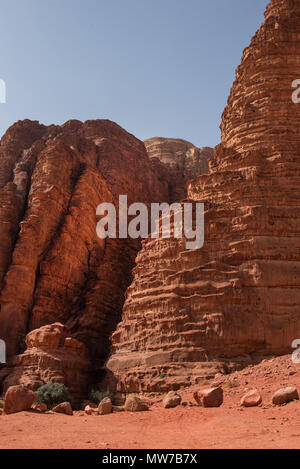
(224, 379), (239, 389)
(88, 388), (112, 405)
(36, 381), (71, 408)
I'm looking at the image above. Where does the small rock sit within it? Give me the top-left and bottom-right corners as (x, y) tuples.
(241, 389), (262, 407)
(85, 405), (98, 415)
(124, 396), (149, 412)
(4, 385), (37, 415)
(32, 402), (47, 412)
(81, 400), (96, 411)
(272, 386), (299, 406)
(52, 402), (73, 416)
(98, 397), (112, 415)
(193, 387), (223, 408)
(163, 391), (182, 409)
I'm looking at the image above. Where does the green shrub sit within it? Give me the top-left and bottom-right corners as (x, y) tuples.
(224, 379), (239, 389)
(88, 388), (112, 405)
(36, 381), (71, 408)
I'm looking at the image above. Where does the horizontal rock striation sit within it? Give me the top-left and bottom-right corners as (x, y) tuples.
(107, 0), (300, 394)
(145, 137), (213, 201)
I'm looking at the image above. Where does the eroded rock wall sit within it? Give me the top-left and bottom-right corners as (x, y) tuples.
(0, 119), (169, 400)
(145, 137), (213, 201)
(107, 0), (300, 394)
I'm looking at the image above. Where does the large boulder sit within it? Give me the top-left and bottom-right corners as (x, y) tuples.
(163, 391), (182, 409)
(98, 397), (112, 415)
(2, 323), (90, 408)
(240, 390), (262, 408)
(193, 387), (223, 408)
(4, 385), (36, 414)
(272, 387), (299, 406)
(52, 401), (73, 416)
(124, 396), (148, 412)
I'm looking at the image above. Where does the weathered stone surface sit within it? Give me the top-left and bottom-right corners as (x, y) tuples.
(240, 390), (262, 407)
(4, 385), (36, 414)
(163, 391), (182, 409)
(84, 405), (98, 415)
(272, 386), (299, 406)
(145, 137), (213, 201)
(81, 400), (97, 411)
(0, 119), (169, 402)
(193, 387), (223, 408)
(98, 397), (112, 415)
(2, 323), (90, 407)
(52, 401), (73, 416)
(32, 402), (47, 412)
(107, 0), (300, 394)
(124, 395), (149, 412)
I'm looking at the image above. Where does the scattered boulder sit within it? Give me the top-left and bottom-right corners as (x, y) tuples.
(163, 391), (182, 409)
(124, 396), (149, 412)
(272, 387), (299, 406)
(32, 402), (48, 412)
(98, 397), (112, 415)
(4, 385), (37, 415)
(85, 405), (98, 416)
(52, 401), (73, 416)
(240, 390), (262, 407)
(81, 400), (96, 411)
(193, 387), (223, 408)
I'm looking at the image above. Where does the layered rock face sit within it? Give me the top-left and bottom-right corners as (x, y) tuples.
(3, 323), (91, 406)
(145, 137), (213, 201)
(107, 0), (300, 394)
(0, 118), (168, 401)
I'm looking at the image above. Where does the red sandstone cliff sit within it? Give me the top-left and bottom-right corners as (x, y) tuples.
(107, 0), (300, 395)
(0, 119), (170, 403)
(0, 117), (211, 404)
(145, 138), (213, 201)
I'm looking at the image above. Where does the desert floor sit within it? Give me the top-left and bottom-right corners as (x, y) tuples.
(1, 355), (300, 450)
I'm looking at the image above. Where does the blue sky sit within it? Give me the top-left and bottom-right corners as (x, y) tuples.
(0, 0), (268, 147)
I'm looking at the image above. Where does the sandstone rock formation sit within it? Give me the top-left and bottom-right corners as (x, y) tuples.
(0, 118), (169, 402)
(4, 385), (36, 414)
(145, 137), (213, 201)
(107, 0), (300, 394)
(2, 323), (91, 406)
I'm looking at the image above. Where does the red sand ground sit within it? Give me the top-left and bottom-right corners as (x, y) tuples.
(1, 355), (300, 449)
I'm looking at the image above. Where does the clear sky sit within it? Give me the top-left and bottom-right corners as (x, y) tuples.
(0, 0), (269, 148)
